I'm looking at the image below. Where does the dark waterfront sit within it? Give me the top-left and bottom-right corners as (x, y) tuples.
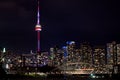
(1, 74), (120, 80)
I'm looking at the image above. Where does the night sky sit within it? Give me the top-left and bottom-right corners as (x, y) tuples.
(0, 0), (120, 52)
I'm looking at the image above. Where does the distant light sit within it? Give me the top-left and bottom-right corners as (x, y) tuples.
(70, 41), (75, 44)
(90, 74), (96, 78)
(90, 73), (94, 76)
(66, 41), (75, 45)
(92, 75), (96, 78)
(2, 58), (5, 62)
(62, 46), (67, 49)
(3, 48), (6, 53)
(30, 50), (33, 54)
(6, 64), (9, 69)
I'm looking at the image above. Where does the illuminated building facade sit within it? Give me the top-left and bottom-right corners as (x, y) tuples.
(49, 47), (63, 67)
(92, 46), (108, 74)
(48, 48), (55, 66)
(93, 46), (106, 69)
(80, 42), (93, 64)
(117, 44), (120, 64)
(66, 41), (76, 62)
(107, 41), (117, 65)
(107, 41), (120, 74)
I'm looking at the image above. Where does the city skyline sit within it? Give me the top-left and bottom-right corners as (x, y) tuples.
(1, 40), (120, 74)
(0, 0), (120, 52)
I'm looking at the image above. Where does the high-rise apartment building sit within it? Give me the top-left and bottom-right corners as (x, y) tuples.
(66, 41), (76, 62)
(117, 44), (120, 64)
(49, 47), (63, 67)
(107, 41), (117, 65)
(93, 46), (106, 68)
(80, 42), (93, 64)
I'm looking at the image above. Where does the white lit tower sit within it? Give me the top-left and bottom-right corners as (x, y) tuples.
(35, 0), (42, 53)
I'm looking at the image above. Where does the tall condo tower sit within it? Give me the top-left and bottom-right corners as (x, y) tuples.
(35, 0), (42, 53)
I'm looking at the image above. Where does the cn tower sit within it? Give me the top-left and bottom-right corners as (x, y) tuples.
(35, 0), (42, 53)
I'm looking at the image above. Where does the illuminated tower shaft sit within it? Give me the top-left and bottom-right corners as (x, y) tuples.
(35, 1), (42, 53)
(37, 31), (40, 52)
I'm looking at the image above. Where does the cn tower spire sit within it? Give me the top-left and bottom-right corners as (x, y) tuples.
(37, 0), (40, 25)
(35, 0), (42, 53)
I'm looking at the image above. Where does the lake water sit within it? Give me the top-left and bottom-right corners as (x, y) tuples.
(1, 74), (118, 80)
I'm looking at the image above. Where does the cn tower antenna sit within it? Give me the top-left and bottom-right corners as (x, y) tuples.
(37, 0), (40, 24)
(35, 0), (42, 53)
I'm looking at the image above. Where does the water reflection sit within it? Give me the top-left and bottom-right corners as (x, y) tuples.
(1, 74), (114, 80)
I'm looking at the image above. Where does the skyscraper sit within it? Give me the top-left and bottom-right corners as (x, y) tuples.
(93, 46), (106, 67)
(107, 41), (117, 65)
(66, 41), (76, 62)
(80, 42), (93, 64)
(35, 0), (42, 53)
(117, 44), (120, 64)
